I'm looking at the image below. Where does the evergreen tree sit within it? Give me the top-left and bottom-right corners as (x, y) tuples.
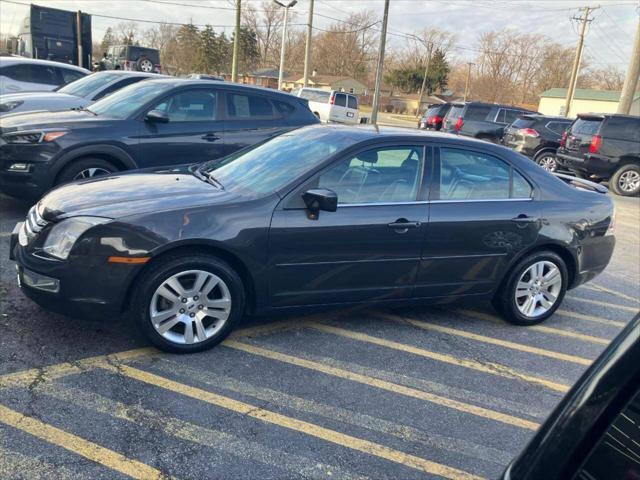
(100, 27), (115, 52)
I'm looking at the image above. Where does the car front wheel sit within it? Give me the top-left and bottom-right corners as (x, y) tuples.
(494, 251), (567, 326)
(132, 253), (245, 353)
(535, 152), (558, 172)
(611, 164), (640, 196)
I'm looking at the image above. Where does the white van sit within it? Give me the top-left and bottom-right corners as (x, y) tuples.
(292, 87), (359, 124)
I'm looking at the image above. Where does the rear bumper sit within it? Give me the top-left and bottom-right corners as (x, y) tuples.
(571, 234), (616, 289)
(556, 152), (616, 179)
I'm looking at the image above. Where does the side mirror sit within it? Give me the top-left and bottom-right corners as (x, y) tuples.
(145, 109), (169, 123)
(302, 188), (337, 219)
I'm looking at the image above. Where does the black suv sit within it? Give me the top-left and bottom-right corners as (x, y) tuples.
(0, 78), (319, 199)
(502, 114), (573, 172)
(417, 103), (452, 130)
(442, 102), (536, 143)
(556, 114), (640, 196)
(103, 45), (162, 74)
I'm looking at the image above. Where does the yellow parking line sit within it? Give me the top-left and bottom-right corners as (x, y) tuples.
(455, 310), (610, 346)
(100, 363), (484, 480)
(0, 404), (165, 480)
(308, 323), (569, 393)
(582, 284), (640, 305)
(384, 315), (592, 365)
(225, 340), (539, 431)
(556, 309), (626, 327)
(567, 296), (640, 313)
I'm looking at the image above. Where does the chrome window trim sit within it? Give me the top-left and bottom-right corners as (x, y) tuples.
(337, 197), (533, 207)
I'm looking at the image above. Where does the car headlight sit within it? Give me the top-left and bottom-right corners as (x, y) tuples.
(43, 217), (110, 260)
(2, 130), (68, 144)
(0, 100), (23, 112)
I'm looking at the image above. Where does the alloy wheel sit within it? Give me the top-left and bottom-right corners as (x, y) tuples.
(514, 261), (562, 318)
(150, 269), (232, 345)
(618, 170), (640, 193)
(140, 59), (154, 72)
(537, 155), (557, 172)
(73, 167), (112, 180)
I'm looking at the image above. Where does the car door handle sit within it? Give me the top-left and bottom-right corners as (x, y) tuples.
(388, 219), (421, 230)
(511, 215), (538, 223)
(201, 133), (220, 142)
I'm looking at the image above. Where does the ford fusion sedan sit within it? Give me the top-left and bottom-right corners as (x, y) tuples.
(0, 71), (160, 117)
(10, 125), (615, 353)
(0, 78), (318, 199)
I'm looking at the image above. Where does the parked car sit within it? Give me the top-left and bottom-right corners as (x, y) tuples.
(0, 71), (160, 117)
(417, 103), (452, 130)
(0, 78), (319, 199)
(187, 74), (224, 81)
(291, 87), (359, 124)
(9, 125), (615, 353)
(502, 114), (573, 172)
(556, 113), (640, 196)
(103, 45), (161, 73)
(501, 312), (640, 480)
(442, 101), (536, 143)
(0, 57), (89, 95)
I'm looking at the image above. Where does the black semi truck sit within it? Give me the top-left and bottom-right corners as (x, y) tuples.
(16, 4), (92, 68)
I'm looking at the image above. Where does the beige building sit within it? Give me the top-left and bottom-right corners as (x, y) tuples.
(538, 88), (640, 118)
(283, 74), (369, 95)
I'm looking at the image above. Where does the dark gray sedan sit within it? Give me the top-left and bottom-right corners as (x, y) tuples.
(0, 71), (160, 117)
(9, 125), (616, 352)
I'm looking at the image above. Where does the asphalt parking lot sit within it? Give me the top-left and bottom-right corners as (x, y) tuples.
(0, 192), (638, 480)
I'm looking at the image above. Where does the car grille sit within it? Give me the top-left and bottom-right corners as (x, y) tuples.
(22, 204), (49, 244)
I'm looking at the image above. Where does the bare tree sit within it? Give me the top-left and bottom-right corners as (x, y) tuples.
(583, 66), (626, 90)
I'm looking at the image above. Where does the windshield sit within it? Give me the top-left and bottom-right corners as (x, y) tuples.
(446, 105), (464, 121)
(511, 117), (535, 129)
(572, 118), (601, 135)
(57, 72), (121, 98)
(88, 81), (170, 119)
(199, 127), (355, 196)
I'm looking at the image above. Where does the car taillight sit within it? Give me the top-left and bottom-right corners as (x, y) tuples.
(429, 115), (442, 124)
(521, 128), (539, 137)
(329, 93), (335, 105)
(455, 117), (464, 131)
(589, 134), (602, 154)
(560, 131), (568, 147)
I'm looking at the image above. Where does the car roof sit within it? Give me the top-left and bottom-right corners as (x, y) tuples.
(95, 70), (162, 78)
(466, 101), (536, 111)
(143, 78), (309, 99)
(0, 56), (90, 73)
(520, 114), (571, 121)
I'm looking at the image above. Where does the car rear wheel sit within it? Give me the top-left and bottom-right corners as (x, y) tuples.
(56, 158), (117, 186)
(611, 164), (640, 196)
(137, 57), (154, 72)
(494, 251), (567, 326)
(535, 152), (558, 172)
(131, 254), (245, 353)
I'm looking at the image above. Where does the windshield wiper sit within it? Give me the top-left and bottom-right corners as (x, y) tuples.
(79, 107), (97, 115)
(204, 172), (225, 190)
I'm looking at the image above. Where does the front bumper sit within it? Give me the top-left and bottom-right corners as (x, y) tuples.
(0, 143), (59, 199)
(10, 225), (140, 320)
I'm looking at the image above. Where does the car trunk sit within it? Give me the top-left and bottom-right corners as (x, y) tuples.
(565, 116), (602, 156)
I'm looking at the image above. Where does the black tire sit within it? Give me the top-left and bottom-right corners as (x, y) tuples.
(494, 251), (568, 326)
(131, 253), (245, 353)
(56, 158), (118, 186)
(610, 164), (640, 196)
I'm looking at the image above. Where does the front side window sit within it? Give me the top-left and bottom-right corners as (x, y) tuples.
(334, 93), (347, 107)
(226, 93), (273, 118)
(318, 146), (425, 204)
(154, 90), (217, 122)
(438, 148), (530, 200)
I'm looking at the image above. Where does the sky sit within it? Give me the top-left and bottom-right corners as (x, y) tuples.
(0, 0), (638, 70)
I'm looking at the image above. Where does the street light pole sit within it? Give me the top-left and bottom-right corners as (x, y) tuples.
(274, 0), (297, 90)
(303, 0), (314, 87)
(463, 62), (473, 102)
(415, 43), (432, 118)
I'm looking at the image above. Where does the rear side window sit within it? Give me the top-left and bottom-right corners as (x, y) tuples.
(227, 93), (274, 118)
(512, 118), (536, 129)
(601, 117), (640, 142)
(571, 118), (601, 135)
(1, 64), (59, 85)
(274, 100), (295, 117)
(299, 89), (331, 103)
(334, 93), (347, 107)
(155, 90), (218, 122)
(546, 121), (571, 135)
(465, 105), (493, 121)
(58, 68), (85, 84)
(504, 109), (521, 124)
(347, 95), (358, 109)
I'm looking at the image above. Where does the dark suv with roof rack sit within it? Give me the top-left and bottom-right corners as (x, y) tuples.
(556, 113), (640, 196)
(502, 114), (573, 172)
(442, 102), (536, 143)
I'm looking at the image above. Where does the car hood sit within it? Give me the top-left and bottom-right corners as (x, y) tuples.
(39, 170), (236, 221)
(0, 109), (102, 132)
(0, 92), (88, 117)
(0, 91), (79, 102)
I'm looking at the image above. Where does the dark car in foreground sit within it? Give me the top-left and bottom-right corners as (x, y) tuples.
(502, 114), (572, 172)
(417, 103), (452, 130)
(0, 78), (319, 199)
(556, 113), (640, 196)
(502, 311), (640, 480)
(9, 125), (615, 353)
(0, 71), (160, 117)
(443, 102), (536, 143)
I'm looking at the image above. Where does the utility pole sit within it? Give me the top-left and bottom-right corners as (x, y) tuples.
(463, 62), (473, 102)
(371, 0), (390, 125)
(231, 0), (241, 82)
(275, 0), (297, 90)
(76, 10), (83, 68)
(617, 16), (640, 114)
(564, 5), (599, 117)
(415, 43), (433, 118)
(303, 0), (314, 87)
